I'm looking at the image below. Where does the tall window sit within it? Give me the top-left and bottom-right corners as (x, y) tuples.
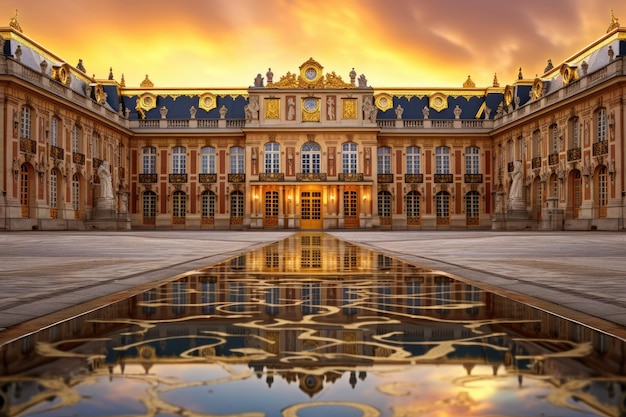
(172, 190), (186, 223)
(49, 118), (58, 147)
(301, 142), (321, 174)
(572, 170), (582, 219)
(377, 147), (391, 174)
(435, 147), (450, 174)
(20, 107), (31, 139)
(436, 191), (450, 224)
(596, 108), (607, 142)
(201, 146), (216, 174)
(92, 134), (100, 159)
(465, 146), (480, 174)
(342, 142), (358, 173)
(466, 191), (480, 226)
(597, 166), (608, 218)
(201, 190), (216, 220)
(20, 165), (29, 218)
(231, 191), (244, 217)
(71, 125), (81, 153)
(406, 146), (421, 174)
(142, 147), (156, 174)
(569, 117), (580, 149)
(230, 146), (244, 174)
(143, 191), (157, 224)
(532, 129), (541, 158)
(50, 170), (58, 218)
(378, 191), (391, 221)
(172, 146), (186, 174)
(264, 142), (280, 173)
(551, 124), (559, 154)
(72, 173), (80, 214)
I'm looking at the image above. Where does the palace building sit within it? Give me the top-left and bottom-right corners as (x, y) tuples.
(1, 12), (625, 231)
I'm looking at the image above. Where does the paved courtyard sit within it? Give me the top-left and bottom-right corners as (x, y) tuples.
(0, 230), (625, 342)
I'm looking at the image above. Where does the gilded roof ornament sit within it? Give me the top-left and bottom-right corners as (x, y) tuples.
(492, 73), (499, 87)
(140, 74), (154, 88)
(463, 75), (475, 88)
(120, 74), (126, 87)
(272, 71), (298, 88)
(324, 72), (352, 88)
(9, 9), (22, 33)
(607, 9), (620, 33)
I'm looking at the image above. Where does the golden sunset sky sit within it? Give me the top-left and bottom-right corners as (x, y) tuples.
(5, 1), (626, 89)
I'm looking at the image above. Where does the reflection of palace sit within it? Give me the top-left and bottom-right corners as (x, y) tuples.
(1, 235), (624, 416)
(2, 12), (626, 230)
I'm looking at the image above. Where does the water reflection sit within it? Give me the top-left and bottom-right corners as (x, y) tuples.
(1, 233), (625, 417)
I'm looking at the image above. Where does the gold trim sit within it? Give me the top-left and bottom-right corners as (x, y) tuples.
(342, 98), (358, 119)
(199, 92), (217, 112)
(532, 78), (545, 100)
(52, 63), (71, 84)
(429, 92), (448, 112)
(137, 92), (157, 113)
(504, 85), (514, 106)
(302, 97), (320, 121)
(374, 93), (393, 111)
(560, 64), (578, 85)
(265, 98), (280, 119)
(475, 102), (486, 119)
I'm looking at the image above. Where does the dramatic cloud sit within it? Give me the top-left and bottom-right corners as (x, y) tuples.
(6, 0), (625, 88)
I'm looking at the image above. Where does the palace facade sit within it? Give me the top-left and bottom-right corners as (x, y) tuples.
(1, 13), (625, 231)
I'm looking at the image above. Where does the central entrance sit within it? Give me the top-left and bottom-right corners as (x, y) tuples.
(300, 189), (322, 229)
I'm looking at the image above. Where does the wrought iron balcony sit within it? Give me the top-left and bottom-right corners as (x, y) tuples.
(592, 140), (608, 156)
(377, 173), (394, 183)
(169, 173), (188, 183)
(434, 174), (453, 183)
(548, 153), (559, 166)
(258, 173), (284, 182)
(20, 138), (36, 154)
(199, 173), (217, 183)
(404, 174), (423, 183)
(228, 173), (245, 183)
(531, 157), (542, 169)
(338, 173), (364, 181)
(72, 152), (85, 165)
(464, 174), (483, 183)
(296, 173), (327, 181)
(138, 173), (158, 183)
(567, 147), (581, 161)
(50, 145), (64, 160)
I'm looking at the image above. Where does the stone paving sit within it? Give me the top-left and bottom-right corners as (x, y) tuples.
(1, 230), (625, 342)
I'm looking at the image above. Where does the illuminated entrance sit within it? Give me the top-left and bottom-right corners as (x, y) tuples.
(300, 189), (322, 229)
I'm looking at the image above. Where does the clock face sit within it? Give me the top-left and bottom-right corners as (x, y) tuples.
(305, 67), (317, 80)
(304, 98), (317, 111)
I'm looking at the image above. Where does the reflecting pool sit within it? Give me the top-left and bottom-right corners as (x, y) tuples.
(1, 233), (625, 417)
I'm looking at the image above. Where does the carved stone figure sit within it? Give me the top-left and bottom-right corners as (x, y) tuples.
(484, 107), (491, 119)
(98, 161), (114, 200)
(453, 105), (462, 119)
(422, 106), (429, 120)
(327, 96), (335, 120)
(509, 160), (523, 201)
(358, 74), (368, 88)
(219, 105), (227, 119)
(160, 106), (168, 119)
(395, 105), (404, 120)
(189, 106), (197, 119)
(362, 96), (376, 122)
(349, 68), (357, 85)
(253, 74), (264, 87)
(244, 96), (260, 122)
(287, 97), (295, 121)
(266, 68), (273, 84)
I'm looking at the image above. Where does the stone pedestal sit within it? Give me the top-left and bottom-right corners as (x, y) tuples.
(86, 197), (131, 230)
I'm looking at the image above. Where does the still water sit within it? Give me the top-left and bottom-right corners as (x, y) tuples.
(0, 233), (625, 417)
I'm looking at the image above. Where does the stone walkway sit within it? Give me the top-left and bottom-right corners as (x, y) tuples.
(1, 230), (625, 343)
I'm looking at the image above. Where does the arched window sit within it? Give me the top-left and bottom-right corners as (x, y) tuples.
(49, 118), (59, 147)
(172, 190), (186, 224)
(435, 191), (450, 225)
(201, 190), (216, 225)
(142, 147), (156, 174)
(342, 142), (358, 173)
(20, 164), (29, 218)
(466, 191), (480, 226)
(378, 190), (391, 225)
(406, 146), (420, 174)
(172, 146), (186, 174)
(377, 147), (391, 174)
(465, 146), (480, 174)
(550, 124), (559, 154)
(50, 169), (59, 219)
(20, 107), (31, 139)
(201, 146), (216, 174)
(230, 146), (245, 174)
(301, 142), (321, 174)
(406, 191), (421, 226)
(435, 147), (450, 174)
(71, 124), (81, 153)
(72, 173), (81, 218)
(571, 170), (582, 219)
(264, 142), (280, 173)
(597, 166), (608, 218)
(230, 190), (244, 225)
(596, 108), (607, 143)
(143, 191), (157, 225)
